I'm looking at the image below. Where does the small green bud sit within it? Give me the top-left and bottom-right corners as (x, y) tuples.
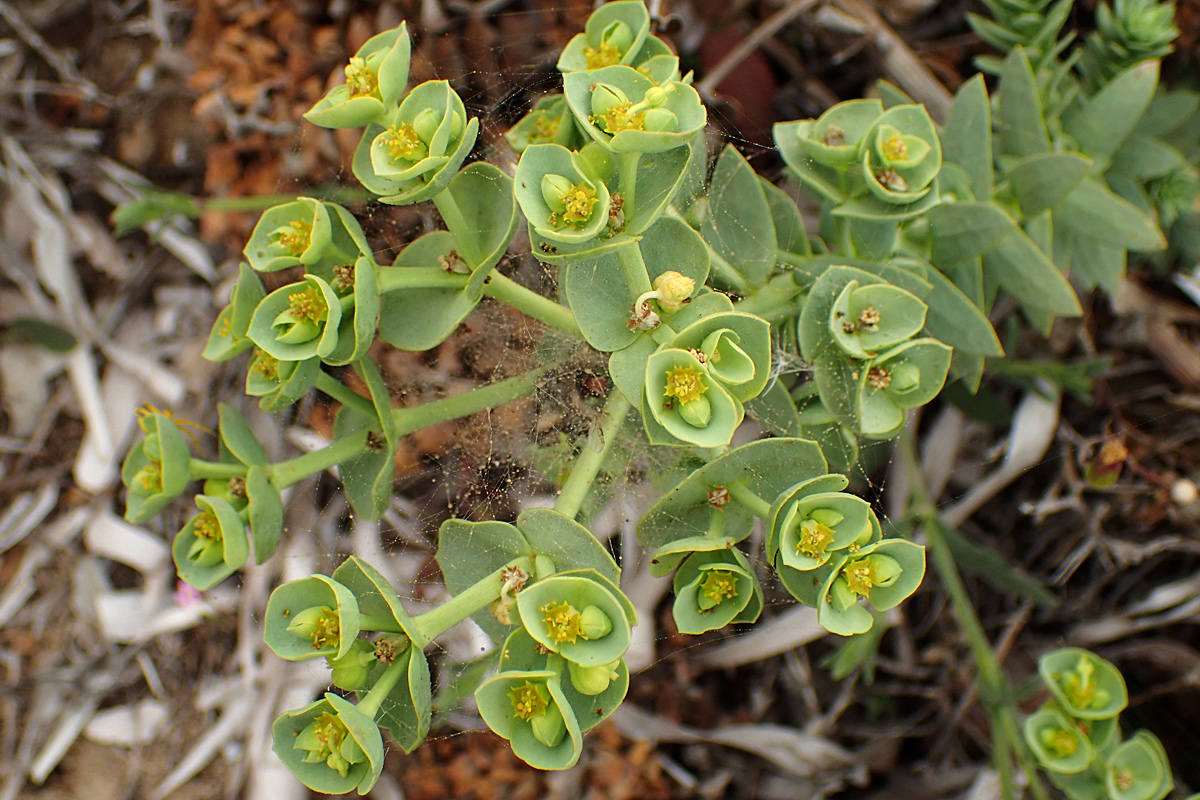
(641, 107), (679, 133)
(328, 639), (377, 691)
(530, 703), (567, 748)
(567, 660), (620, 696)
(642, 85), (671, 107)
(541, 173), (575, 213)
(579, 605), (613, 640)
(186, 511), (226, 567)
(411, 107), (441, 143)
(677, 394), (712, 428)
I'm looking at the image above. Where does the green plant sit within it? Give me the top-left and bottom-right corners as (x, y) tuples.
(114, 0), (1200, 794)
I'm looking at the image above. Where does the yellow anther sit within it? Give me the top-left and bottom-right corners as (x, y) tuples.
(584, 41), (622, 70)
(797, 519), (836, 558)
(344, 57), (377, 98)
(882, 133), (908, 162)
(508, 681), (549, 720)
(664, 366), (707, 405)
(382, 123), (424, 161)
(541, 601), (583, 644)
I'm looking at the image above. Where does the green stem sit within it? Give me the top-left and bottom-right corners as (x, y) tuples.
(554, 391), (631, 520)
(356, 654), (410, 719)
(358, 613), (405, 633)
(376, 266), (470, 293)
(392, 366), (548, 437)
(314, 371), (377, 419)
(898, 429), (1048, 800)
(431, 189), (483, 266)
(708, 507), (726, 538)
(726, 481), (773, 520)
(616, 239), (654, 297)
(198, 186), (373, 214)
(650, 323), (678, 346)
(189, 459), (246, 480)
(482, 272), (584, 338)
(269, 366), (550, 489)
(411, 557), (534, 642)
(617, 152), (641, 221)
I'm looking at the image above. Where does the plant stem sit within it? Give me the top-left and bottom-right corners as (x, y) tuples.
(617, 239), (654, 296)
(431, 188), (482, 267)
(726, 481), (773, 519)
(618, 151), (641, 220)
(482, 272), (584, 338)
(356, 654), (410, 719)
(898, 428), (1049, 800)
(376, 266), (470, 293)
(411, 557), (534, 642)
(314, 371), (377, 419)
(199, 186), (373, 214)
(189, 459), (246, 480)
(391, 365), (548, 437)
(358, 613), (405, 633)
(554, 391), (631, 520)
(268, 365), (549, 489)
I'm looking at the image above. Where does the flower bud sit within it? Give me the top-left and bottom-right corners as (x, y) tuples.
(678, 394), (712, 428)
(591, 83), (629, 119)
(328, 639), (377, 691)
(541, 173), (575, 213)
(642, 85), (671, 107)
(530, 703), (567, 748)
(579, 605), (613, 640)
(653, 271), (694, 312)
(567, 660), (620, 696)
(641, 107), (679, 133)
(411, 107), (441, 143)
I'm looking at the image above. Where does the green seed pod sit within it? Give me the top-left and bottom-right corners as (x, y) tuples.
(328, 638), (378, 691)
(641, 107), (679, 133)
(566, 660), (621, 696)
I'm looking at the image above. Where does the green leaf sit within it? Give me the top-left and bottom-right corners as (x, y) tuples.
(761, 178), (811, 257)
(436, 519), (531, 642)
(637, 438), (827, 549)
(1038, 647), (1128, 720)
(378, 232), (481, 351)
(172, 495), (250, 590)
(441, 162), (519, 278)
(218, 403), (267, 466)
(997, 49), (1051, 156)
(703, 144), (776, 287)
(981, 227), (1082, 317)
(922, 267), (1003, 357)
(929, 202), (1014, 270)
(362, 645), (431, 752)
(264, 574), (361, 661)
(1065, 60), (1160, 162)
(624, 142), (695, 235)
(942, 75), (993, 200)
(556, 0), (651, 73)
(516, 573), (633, 666)
(1071, 235), (1126, 293)
(831, 185), (941, 221)
(1109, 134), (1186, 180)
(745, 379), (802, 437)
(1, 317), (78, 353)
(936, 519), (1054, 607)
(246, 466), (283, 564)
(1054, 178), (1166, 252)
(327, 256), (380, 367)
(332, 556), (425, 646)
(516, 508), (620, 583)
(607, 332), (656, 406)
(333, 405), (395, 521)
(1006, 152), (1092, 217)
(515, 143), (612, 244)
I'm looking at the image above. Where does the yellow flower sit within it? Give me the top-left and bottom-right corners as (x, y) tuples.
(344, 57), (377, 98)
(664, 366), (707, 405)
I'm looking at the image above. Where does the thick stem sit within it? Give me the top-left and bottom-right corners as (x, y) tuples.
(554, 391), (631, 520)
(314, 371), (377, 419)
(376, 266), (470, 294)
(356, 654), (410, 719)
(482, 272), (584, 338)
(431, 189), (482, 267)
(198, 187), (372, 214)
(268, 366), (549, 489)
(617, 151), (641, 221)
(726, 481), (773, 520)
(616, 238), (654, 297)
(189, 459), (246, 481)
(411, 557), (534, 642)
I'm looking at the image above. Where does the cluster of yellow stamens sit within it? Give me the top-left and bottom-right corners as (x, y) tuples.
(663, 366), (707, 405)
(594, 102), (645, 134)
(1041, 727), (1079, 758)
(531, 113), (560, 142)
(841, 558), (878, 598)
(698, 570), (738, 606)
(508, 681), (549, 721)
(882, 133), (908, 161)
(252, 351), (280, 381)
(192, 511), (222, 541)
(560, 183), (599, 226)
(584, 41), (622, 70)
(344, 57), (377, 98)
(797, 519), (836, 558)
(275, 219), (312, 258)
(541, 601), (583, 644)
(382, 122), (423, 161)
(288, 287), (327, 325)
(136, 462), (163, 492)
